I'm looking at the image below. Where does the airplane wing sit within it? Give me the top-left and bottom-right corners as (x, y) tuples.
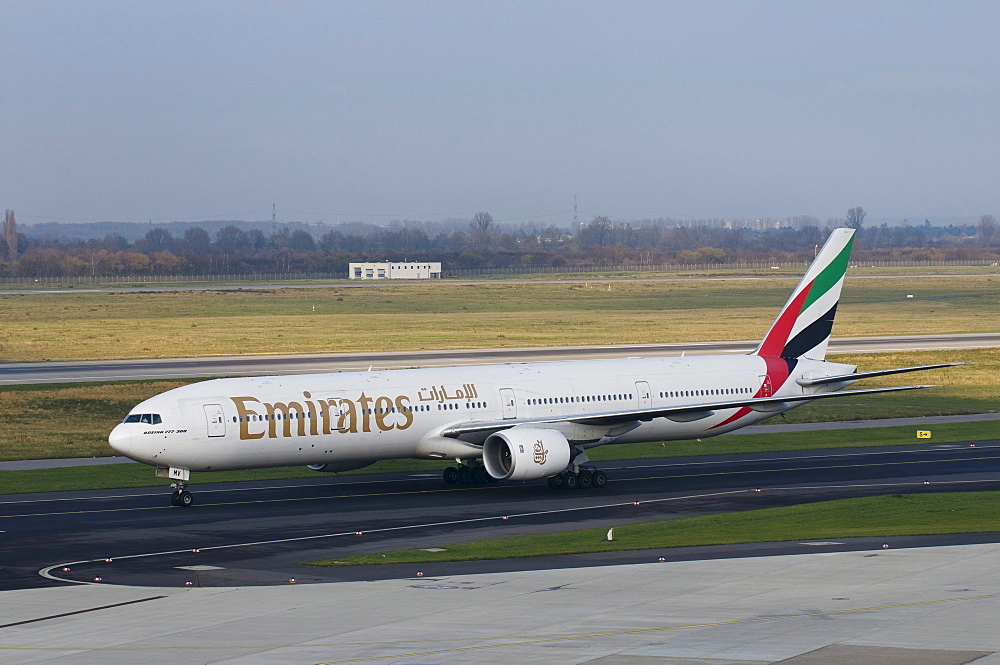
(441, 383), (937, 441)
(796, 362), (964, 387)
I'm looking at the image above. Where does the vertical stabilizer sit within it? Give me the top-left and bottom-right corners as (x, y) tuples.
(754, 228), (855, 360)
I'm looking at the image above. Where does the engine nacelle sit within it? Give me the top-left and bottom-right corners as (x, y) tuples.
(307, 461), (375, 473)
(483, 428), (571, 481)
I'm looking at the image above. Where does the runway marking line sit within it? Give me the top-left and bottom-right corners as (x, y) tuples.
(8, 451), (1000, 520)
(0, 475), (436, 506)
(3, 484), (490, 519)
(4, 442), (997, 508)
(619, 442), (1000, 470)
(0, 596), (166, 630)
(623, 453), (1000, 483)
(1, 591), (998, 657)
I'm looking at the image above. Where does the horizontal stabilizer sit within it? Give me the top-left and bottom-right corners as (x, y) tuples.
(796, 362), (965, 387)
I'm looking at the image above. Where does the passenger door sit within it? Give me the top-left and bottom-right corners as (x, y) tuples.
(204, 404), (226, 437)
(635, 381), (651, 409)
(499, 388), (517, 419)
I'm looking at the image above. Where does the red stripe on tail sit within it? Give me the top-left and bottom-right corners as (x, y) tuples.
(756, 279), (813, 358)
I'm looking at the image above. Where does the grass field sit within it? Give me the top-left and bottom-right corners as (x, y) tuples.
(2, 274), (998, 361)
(0, 380), (192, 461)
(305, 492), (1000, 567)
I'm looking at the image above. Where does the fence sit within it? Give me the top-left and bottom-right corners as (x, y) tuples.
(1, 260), (997, 286)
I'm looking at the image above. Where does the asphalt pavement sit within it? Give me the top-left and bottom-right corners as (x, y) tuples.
(3, 441), (998, 591)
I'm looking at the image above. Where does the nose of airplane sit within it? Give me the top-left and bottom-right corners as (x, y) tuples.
(108, 424), (132, 456)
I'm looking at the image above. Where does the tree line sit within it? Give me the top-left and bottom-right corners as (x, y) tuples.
(2, 209), (998, 278)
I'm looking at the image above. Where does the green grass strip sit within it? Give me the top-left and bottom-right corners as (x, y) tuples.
(588, 420), (998, 461)
(306, 492), (1000, 567)
(0, 457), (450, 496)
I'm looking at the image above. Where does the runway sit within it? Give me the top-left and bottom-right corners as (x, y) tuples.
(1, 332), (995, 384)
(3, 441), (998, 592)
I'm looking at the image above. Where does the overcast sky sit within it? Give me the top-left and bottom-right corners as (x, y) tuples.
(3, 1), (998, 227)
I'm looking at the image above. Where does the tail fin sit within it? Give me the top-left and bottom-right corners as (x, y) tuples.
(755, 228), (855, 360)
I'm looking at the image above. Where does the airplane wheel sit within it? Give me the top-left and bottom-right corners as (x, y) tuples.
(547, 475), (564, 490)
(471, 465), (488, 484)
(457, 466), (473, 484)
(172, 490), (193, 507)
(563, 473), (578, 490)
(578, 470), (593, 489)
(443, 467), (459, 485)
(593, 470), (608, 488)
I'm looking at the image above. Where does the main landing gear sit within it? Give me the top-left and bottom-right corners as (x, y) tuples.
(547, 466), (607, 490)
(170, 482), (194, 507)
(443, 462), (499, 486)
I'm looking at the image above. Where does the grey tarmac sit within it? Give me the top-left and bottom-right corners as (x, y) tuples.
(2, 544), (1000, 664)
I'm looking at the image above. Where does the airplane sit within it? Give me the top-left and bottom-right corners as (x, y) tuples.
(109, 228), (961, 506)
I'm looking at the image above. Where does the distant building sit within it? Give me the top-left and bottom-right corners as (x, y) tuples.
(348, 261), (442, 280)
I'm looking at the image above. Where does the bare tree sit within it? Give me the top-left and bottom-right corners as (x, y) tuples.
(86, 249), (108, 277)
(4, 209), (17, 262)
(979, 215), (997, 247)
(846, 207), (867, 230)
(140, 227), (174, 252)
(578, 216), (613, 247)
(470, 211), (496, 251)
(470, 211), (495, 234)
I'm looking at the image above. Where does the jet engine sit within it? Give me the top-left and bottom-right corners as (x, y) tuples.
(307, 461), (376, 473)
(482, 428), (571, 481)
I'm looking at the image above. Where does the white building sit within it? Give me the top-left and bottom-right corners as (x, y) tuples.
(348, 261), (442, 280)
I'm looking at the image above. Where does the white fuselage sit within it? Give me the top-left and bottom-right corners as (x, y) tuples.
(109, 354), (853, 472)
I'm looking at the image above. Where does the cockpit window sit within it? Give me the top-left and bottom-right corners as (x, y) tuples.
(123, 413), (161, 425)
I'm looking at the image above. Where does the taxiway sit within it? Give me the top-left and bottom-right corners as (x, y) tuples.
(2, 442), (998, 592)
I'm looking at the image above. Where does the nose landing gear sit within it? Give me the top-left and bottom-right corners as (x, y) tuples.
(170, 483), (194, 507)
(157, 467), (194, 507)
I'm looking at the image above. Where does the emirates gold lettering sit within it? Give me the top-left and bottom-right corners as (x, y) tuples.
(373, 395), (394, 431)
(357, 392), (373, 433)
(336, 398), (358, 433)
(232, 397), (266, 440)
(303, 392), (319, 436)
(230, 393), (415, 441)
(266, 401), (306, 438)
